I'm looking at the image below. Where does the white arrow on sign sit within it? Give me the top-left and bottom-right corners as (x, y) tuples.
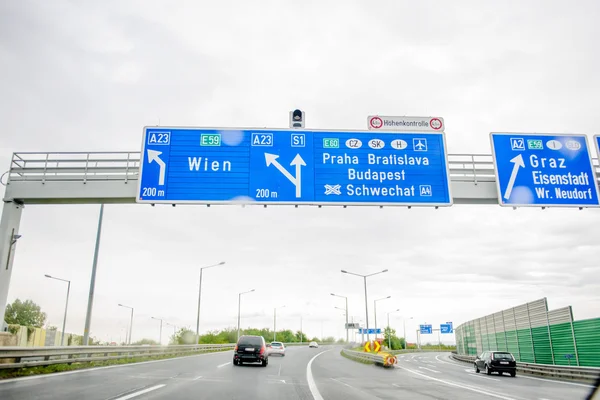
(265, 153), (305, 198)
(147, 149), (166, 186)
(290, 154), (306, 198)
(503, 154), (525, 200)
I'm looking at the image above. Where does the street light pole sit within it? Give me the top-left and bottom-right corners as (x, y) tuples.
(363, 276), (368, 341)
(166, 322), (177, 338)
(44, 274), (71, 346)
(151, 317), (163, 344)
(196, 261), (225, 345)
(386, 309), (400, 350)
(274, 305), (285, 341)
(340, 269), (388, 342)
(237, 289), (255, 340)
(83, 204), (104, 346)
(331, 293), (349, 342)
(117, 304), (134, 345)
(374, 296), (391, 339)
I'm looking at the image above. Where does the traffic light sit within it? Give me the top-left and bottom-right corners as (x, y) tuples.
(289, 109), (305, 128)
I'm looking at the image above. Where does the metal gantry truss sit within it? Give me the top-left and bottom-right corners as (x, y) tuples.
(7, 151), (596, 204)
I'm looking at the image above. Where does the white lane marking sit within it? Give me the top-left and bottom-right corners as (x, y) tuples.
(114, 384), (166, 400)
(217, 362), (231, 368)
(464, 369), (500, 381)
(330, 378), (380, 399)
(517, 374), (595, 388)
(306, 349), (331, 400)
(193, 376), (203, 381)
(419, 366), (441, 374)
(330, 377), (353, 388)
(435, 354), (468, 368)
(397, 366), (519, 400)
(278, 362), (282, 376)
(0, 350), (232, 384)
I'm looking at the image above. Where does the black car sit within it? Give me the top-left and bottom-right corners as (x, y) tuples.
(233, 335), (269, 367)
(474, 351), (517, 377)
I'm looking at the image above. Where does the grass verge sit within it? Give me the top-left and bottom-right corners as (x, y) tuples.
(0, 349), (230, 380)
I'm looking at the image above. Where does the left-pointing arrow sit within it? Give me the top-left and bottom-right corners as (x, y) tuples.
(147, 149), (166, 186)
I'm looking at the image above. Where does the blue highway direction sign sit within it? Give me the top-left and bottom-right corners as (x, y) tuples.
(137, 127), (452, 206)
(595, 135), (600, 160)
(420, 325), (432, 334)
(490, 133), (600, 207)
(359, 328), (382, 334)
(440, 323), (453, 334)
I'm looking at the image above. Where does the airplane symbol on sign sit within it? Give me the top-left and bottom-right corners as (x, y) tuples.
(413, 138), (428, 151)
(324, 184), (341, 195)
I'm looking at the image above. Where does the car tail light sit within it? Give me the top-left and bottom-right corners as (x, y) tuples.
(234, 344), (238, 351)
(259, 346), (266, 355)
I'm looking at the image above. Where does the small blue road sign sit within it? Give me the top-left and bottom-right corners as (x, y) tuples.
(420, 325), (433, 334)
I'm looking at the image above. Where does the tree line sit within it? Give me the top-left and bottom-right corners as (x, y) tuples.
(170, 326), (342, 345)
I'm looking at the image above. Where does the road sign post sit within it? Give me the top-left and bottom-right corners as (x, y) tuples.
(490, 133), (600, 207)
(137, 127), (452, 207)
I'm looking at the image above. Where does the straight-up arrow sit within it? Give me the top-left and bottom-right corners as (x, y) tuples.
(290, 154), (306, 198)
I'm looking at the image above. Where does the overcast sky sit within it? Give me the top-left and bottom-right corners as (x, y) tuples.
(1, 0), (599, 345)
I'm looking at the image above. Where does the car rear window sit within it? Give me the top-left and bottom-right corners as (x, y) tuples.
(271, 342), (283, 347)
(493, 352), (514, 360)
(238, 337), (263, 346)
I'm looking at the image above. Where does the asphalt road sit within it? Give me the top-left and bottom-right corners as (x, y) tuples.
(0, 348), (595, 400)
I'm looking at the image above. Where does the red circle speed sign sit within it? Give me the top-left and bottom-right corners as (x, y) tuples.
(369, 117), (383, 129)
(430, 118), (443, 130)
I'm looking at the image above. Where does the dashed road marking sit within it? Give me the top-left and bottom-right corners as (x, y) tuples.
(419, 366), (441, 374)
(113, 384), (166, 400)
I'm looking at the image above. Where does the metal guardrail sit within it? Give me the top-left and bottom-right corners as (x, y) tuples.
(7, 151), (597, 185)
(0, 344), (234, 369)
(451, 353), (600, 383)
(341, 348), (385, 364)
(0, 342), (336, 370)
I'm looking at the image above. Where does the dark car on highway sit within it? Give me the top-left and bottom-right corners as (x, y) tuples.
(474, 351), (517, 377)
(233, 335), (269, 367)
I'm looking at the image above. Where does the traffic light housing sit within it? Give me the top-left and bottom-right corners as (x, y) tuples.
(289, 109), (305, 128)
